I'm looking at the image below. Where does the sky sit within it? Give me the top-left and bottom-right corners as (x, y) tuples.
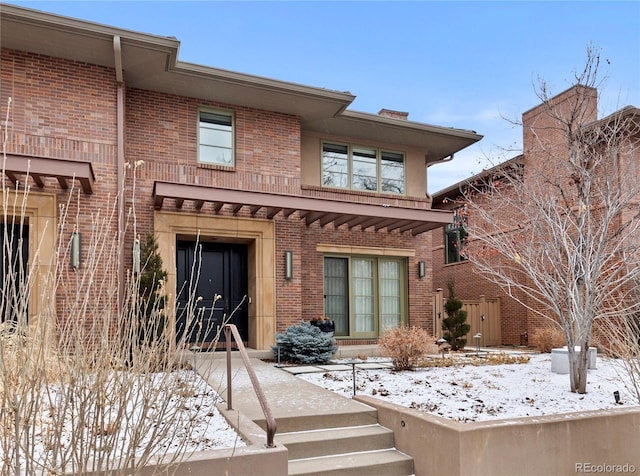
(5, 1), (640, 193)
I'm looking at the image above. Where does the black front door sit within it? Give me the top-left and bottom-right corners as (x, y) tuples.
(0, 222), (29, 326)
(176, 241), (248, 345)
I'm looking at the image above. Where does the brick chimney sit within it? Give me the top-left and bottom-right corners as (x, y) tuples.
(522, 85), (598, 156)
(378, 109), (409, 120)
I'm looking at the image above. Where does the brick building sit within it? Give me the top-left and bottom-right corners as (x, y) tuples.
(0, 4), (482, 350)
(431, 85), (640, 346)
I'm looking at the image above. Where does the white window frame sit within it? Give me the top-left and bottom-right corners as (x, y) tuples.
(198, 108), (235, 166)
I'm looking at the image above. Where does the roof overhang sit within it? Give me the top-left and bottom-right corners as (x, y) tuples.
(431, 155), (524, 208)
(3, 154), (95, 194)
(1, 4), (483, 156)
(303, 110), (483, 163)
(0, 4), (355, 122)
(153, 182), (453, 235)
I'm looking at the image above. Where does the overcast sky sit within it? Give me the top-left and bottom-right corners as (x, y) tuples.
(6, 1), (640, 193)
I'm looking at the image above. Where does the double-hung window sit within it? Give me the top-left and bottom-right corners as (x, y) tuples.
(324, 256), (406, 338)
(198, 109), (234, 166)
(322, 142), (405, 194)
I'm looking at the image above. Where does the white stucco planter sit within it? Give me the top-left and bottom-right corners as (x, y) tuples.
(551, 346), (597, 374)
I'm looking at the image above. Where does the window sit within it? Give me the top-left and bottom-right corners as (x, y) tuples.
(322, 143), (348, 188)
(198, 110), (234, 165)
(445, 206), (468, 264)
(352, 147), (377, 191)
(322, 142), (405, 194)
(324, 256), (406, 338)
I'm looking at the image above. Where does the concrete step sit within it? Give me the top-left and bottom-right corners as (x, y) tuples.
(276, 424), (395, 460)
(255, 407), (379, 434)
(288, 448), (414, 476)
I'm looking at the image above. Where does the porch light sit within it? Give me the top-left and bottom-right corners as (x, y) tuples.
(133, 236), (141, 274)
(285, 251), (293, 280)
(418, 261), (425, 278)
(71, 232), (81, 269)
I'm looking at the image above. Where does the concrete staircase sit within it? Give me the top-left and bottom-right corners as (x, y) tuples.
(198, 354), (413, 476)
(274, 407), (414, 476)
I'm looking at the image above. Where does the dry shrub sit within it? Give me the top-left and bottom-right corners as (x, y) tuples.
(379, 326), (436, 370)
(530, 325), (565, 353)
(417, 357), (456, 368)
(417, 352), (530, 369)
(0, 323), (66, 396)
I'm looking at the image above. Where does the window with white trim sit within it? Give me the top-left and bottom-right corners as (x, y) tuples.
(198, 109), (234, 166)
(322, 142), (405, 194)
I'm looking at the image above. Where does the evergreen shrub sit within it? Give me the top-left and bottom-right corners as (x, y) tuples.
(442, 279), (471, 351)
(272, 321), (337, 364)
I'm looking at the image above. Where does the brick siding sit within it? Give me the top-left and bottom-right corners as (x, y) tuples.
(2, 48), (438, 346)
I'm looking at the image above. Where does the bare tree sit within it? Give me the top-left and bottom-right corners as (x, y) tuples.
(598, 278), (640, 402)
(0, 98), (240, 474)
(462, 47), (640, 394)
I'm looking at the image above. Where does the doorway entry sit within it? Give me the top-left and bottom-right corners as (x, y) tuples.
(175, 240), (248, 346)
(1, 222), (29, 326)
(0, 223), (29, 325)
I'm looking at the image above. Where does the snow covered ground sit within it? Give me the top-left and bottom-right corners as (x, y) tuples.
(3, 372), (244, 471)
(297, 353), (639, 422)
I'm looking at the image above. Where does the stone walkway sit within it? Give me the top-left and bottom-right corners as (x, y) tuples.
(276, 346), (532, 375)
(279, 361), (394, 375)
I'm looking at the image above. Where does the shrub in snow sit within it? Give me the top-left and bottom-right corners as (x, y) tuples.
(272, 321), (337, 364)
(442, 280), (470, 351)
(379, 326), (436, 370)
(530, 325), (565, 353)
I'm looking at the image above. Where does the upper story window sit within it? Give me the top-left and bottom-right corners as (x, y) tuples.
(444, 206), (468, 264)
(198, 109), (234, 166)
(322, 142), (405, 194)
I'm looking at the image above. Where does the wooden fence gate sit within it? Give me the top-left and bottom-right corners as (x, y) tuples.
(432, 289), (501, 347)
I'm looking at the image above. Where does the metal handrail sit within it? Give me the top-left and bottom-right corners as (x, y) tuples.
(224, 324), (277, 448)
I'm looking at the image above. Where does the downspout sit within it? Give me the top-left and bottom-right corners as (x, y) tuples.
(427, 154), (455, 167)
(113, 36), (125, 316)
(425, 154), (454, 199)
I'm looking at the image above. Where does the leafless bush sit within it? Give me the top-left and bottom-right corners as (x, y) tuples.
(0, 98), (235, 474)
(530, 325), (566, 353)
(597, 307), (640, 405)
(417, 352), (530, 369)
(379, 326), (437, 371)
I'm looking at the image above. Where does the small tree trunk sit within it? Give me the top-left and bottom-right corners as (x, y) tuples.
(568, 341), (590, 394)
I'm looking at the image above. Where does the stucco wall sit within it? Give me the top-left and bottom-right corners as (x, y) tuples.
(356, 395), (640, 476)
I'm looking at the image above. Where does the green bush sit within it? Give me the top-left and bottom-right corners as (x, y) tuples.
(272, 321), (337, 364)
(442, 279), (470, 351)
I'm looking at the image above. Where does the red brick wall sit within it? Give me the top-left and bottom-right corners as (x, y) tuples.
(293, 222), (433, 336)
(431, 228), (529, 346)
(1, 49), (118, 159)
(123, 79), (437, 342)
(2, 47), (439, 346)
(431, 86), (603, 347)
(1, 49), (121, 338)
(521, 86), (599, 333)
